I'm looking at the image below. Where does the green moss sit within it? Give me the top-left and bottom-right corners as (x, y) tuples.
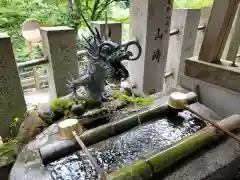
(49, 95), (102, 116)
(50, 98), (73, 113)
(0, 139), (18, 166)
(113, 90), (154, 105)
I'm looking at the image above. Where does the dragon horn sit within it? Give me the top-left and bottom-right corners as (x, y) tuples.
(80, 12), (96, 37)
(108, 27), (112, 39)
(105, 11), (108, 40)
(82, 45), (92, 52)
(81, 34), (94, 48)
(95, 27), (102, 42)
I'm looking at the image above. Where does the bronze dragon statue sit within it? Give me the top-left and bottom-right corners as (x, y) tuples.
(67, 13), (142, 103)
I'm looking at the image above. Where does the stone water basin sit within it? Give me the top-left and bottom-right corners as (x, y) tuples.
(47, 110), (205, 180)
(10, 89), (221, 180)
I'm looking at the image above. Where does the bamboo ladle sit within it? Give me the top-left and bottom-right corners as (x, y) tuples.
(58, 119), (108, 180)
(168, 92), (240, 143)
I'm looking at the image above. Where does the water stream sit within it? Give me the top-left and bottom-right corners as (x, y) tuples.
(47, 110), (205, 180)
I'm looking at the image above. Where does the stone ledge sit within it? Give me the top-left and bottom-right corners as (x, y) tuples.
(161, 133), (240, 180)
(184, 57), (240, 93)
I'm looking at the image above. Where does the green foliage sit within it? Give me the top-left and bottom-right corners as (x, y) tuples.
(114, 90), (154, 105)
(50, 98), (75, 115)
(1, 0), (213, 62)
(0, 138), (18, 166)
(49, 96), (87, 115)
(0, 0), (124, 62)
(174, 0), (213, 8)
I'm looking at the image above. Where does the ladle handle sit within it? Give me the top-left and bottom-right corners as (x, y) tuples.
(72, 131), (108, 180)
(185, 106), (240, 143)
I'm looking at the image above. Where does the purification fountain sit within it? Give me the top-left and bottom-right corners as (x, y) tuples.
(8, 6), (240, 180)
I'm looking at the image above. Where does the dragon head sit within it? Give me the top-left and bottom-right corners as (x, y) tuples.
(81, 13), (142, 84)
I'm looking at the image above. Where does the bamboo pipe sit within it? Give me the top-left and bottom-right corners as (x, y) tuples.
(185, 107), (240, 143)
(168, 92), (240, 143)
(72, 131), (108, 180)
(58, 119), (108, 180)
(107, 115), (240, 180)
(39, 92), (197, 165)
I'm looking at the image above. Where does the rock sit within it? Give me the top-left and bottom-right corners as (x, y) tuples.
(37, 103), (55, 125)
(115, 99), (127, 110)
(120, 87), (132, 96)
(84, 100), (102, 109)
(82, 107), (109, 119)
(70, 104), (85, 117)
(104, 99), (127, 111)
(131, 88), (147, 97)
(16, 110), (48, 146)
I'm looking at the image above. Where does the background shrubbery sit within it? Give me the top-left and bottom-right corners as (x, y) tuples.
(0, 0), (213, 62)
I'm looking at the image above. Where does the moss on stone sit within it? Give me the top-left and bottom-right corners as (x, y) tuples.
(113, 90), (154, 105)
(0, 139), (18, 167)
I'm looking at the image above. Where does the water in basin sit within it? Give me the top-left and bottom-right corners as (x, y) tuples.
(47, 110), (205, 180)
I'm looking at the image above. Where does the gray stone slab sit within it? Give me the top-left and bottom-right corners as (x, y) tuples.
(40, 26), (79, 98)
(0, 33), (26, 139)
(91, 21), (122, 44)
(161, 133), (240, 180)
(180, 74), (240, 118)
(165, 9), (200, 90)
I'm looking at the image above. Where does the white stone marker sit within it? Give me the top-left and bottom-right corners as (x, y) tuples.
(128, 0), (173, 94)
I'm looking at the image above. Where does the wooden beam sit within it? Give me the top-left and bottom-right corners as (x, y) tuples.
(199, 0), (240, 63)
(184, 57), (240, 93)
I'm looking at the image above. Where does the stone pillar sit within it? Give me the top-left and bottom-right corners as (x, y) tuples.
(40, 26), (79, 98)
(128, 0), (173, 94)
(91, 21), (122, 44)
(0, 33), (26, 139)
(225, 5), (240, 61)
(199, 0), (239, 63)
(166, 9), (201, 89)
(194, 7), (211, 56)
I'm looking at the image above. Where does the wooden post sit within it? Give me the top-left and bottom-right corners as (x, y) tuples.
(40, 26), (79, 98)
(193, 7), (211, 56)
(128, 0), (173, 94)
(225, 5), (240, 61)
(199, 0), (240, 63)
(0, 33), (26, 139)
(33, 67), (40, 90)
(165, 9), (201, 89)
(91, 21), (122, 44)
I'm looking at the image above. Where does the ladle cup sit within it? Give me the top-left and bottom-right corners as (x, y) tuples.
(58, 119), (108, 180)
(168, 92), (240, 143)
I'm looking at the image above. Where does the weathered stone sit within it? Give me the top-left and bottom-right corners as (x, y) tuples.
(0, 33), (26, 139)
(128, 0), (172, 94)
(40, 26), (80, 98)
(37, 103), (55, 125)
(91, 21), (122, 44)
(70, 104), (85, 117)
(16, 110), (48, 146)
(166, 9), (200, 89)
